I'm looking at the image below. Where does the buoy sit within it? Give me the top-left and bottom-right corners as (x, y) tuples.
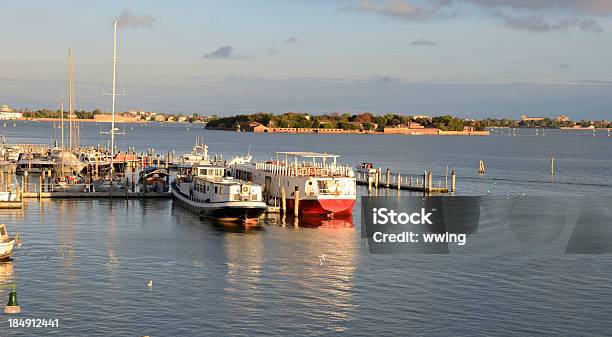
(4, 286), (20, 314)
(146, 280), (153, 288)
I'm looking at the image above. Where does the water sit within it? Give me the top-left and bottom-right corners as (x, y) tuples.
(1, 121), (611, 336)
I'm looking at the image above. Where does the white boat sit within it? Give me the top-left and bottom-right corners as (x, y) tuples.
(53, 174), (89, 192)
(0, 224), (16, 261)
(15, 153), (55, 174)
(181, 137), (212, 166)
(93, 175), (127, 192)
(171, 163), (267, 223)
(0, 183), (19, 202)
(355, 162), (378, 185)
(50, 148), (86, 174)
(228, 152), (356, 216)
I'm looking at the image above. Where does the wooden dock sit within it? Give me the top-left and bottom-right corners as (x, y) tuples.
(21, 191), (172, 199)
(356, 168), (453, 194)
(0, 201), (23, 209)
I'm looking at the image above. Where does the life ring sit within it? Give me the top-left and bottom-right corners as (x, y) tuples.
(242, 186), (249, 193)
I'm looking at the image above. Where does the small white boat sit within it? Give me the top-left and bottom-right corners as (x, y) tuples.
(0, 224), (16, 261)
(0, 183), (19, 202)
(93, 175), (127, 192)
(183, 142), (210, 166)
(53, 174), (89, 192)
(355, 162), (378, 185)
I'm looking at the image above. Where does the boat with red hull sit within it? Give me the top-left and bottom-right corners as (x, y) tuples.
(228, 151), (356, 216)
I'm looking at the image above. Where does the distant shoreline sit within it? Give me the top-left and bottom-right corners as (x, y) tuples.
(205, 126), (491, 136)
(15, 117), (197, 124)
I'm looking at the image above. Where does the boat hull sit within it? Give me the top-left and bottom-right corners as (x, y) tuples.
(0, 240), (15, 261)
(286, 198), (355, 215)
(0, 192), (18, 202)
(171, 183), (267, 223)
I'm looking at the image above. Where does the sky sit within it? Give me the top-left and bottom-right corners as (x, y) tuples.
(2, 0), (612, 119)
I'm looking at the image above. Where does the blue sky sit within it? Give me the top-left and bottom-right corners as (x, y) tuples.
(2, 0), (612, 119)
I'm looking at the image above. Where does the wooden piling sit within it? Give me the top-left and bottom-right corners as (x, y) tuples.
(294, 186), (300, 217)
(397, 171), (401, 190)
(281, 187), (286, 214)
(385, 169), (390, 188)
(428, 170), (433, 192)
(550, 157), (555, 176)
(375, 168), (379, 189)
(479, 160), (485, 174)
(451, 170), (456, 193)
(39, 175), (42, 199)
(422, 171), (427, 191)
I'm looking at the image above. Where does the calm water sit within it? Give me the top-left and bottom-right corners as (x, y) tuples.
(1, 121), (611, 336)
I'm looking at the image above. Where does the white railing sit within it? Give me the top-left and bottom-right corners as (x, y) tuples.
(255, 162), (354, 177)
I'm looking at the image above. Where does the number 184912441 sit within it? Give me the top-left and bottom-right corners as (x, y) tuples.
(8, 318), (59, 328)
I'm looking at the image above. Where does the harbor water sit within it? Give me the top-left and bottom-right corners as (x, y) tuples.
(1, 121), (611, 336)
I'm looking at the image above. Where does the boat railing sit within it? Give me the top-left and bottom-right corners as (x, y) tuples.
(255, 162), (354, 177)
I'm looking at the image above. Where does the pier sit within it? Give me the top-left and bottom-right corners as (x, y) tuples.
(356, 168), (452, 194)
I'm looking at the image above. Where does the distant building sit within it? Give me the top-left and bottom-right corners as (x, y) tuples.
(412, 115), (431, 120)
(0, 105), (23, 120)
(154, 115), (165, 122)
(557, 114), (570, 122)
(94, 114), (141, 123)
(238, 121), (268, 132)
(521, 114), (546, 122)
(384, 124), (438, 135)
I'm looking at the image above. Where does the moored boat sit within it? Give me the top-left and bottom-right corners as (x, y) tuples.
(0, 224), (16, 261)
(15, 153), (55, 174)
(138, 166), (169, 192)
(228, 152), (356, 216)
(171, 163), (267, 223)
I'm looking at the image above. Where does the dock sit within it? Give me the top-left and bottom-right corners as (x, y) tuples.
(21, 191), (171, 199)
(356, 168), (453, 194)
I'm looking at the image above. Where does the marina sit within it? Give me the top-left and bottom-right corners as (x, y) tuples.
(0, 121), (611, 336)
(1, 2), (612, 334)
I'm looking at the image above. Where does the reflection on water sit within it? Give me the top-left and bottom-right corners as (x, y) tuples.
(264, 213), (354, 229)
(0, 198), (609, 335)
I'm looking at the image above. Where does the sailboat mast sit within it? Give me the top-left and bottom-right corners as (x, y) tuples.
(68, 48), (74, 151)
(110, 19), (118, 175)
(60, 89), (65, 176)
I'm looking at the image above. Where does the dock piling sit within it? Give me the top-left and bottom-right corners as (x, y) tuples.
(294, 186), (299, 217)
(550, 157), (555, 176)
(385, 169), (390, 188)
(375, 168), (379, 189)
(451, 170), (456, 193)
(397, 171), (401, 191)
(280, 187), (286, 214)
